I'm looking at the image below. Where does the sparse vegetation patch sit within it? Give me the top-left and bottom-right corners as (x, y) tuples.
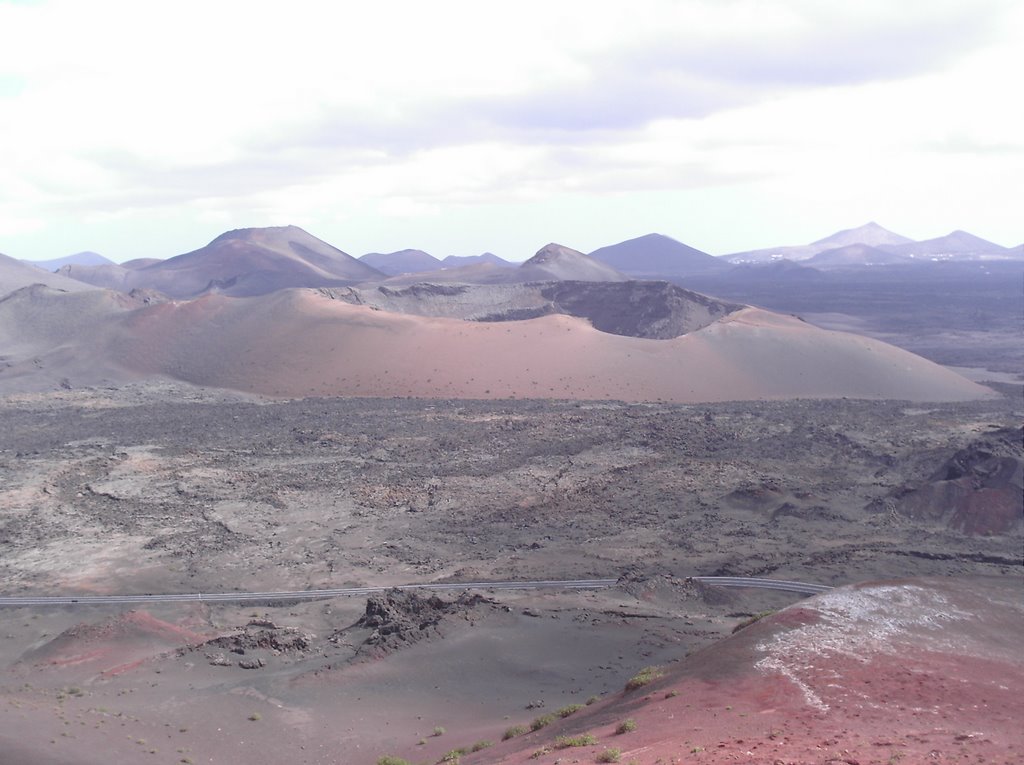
(615, 718), (637, 734)
(555, 703), (584, 718)
(530, 713), (557, 731)
(625, 665), (664, 691)
(554, 733), (598, 748)
(377, 757), (412, 765)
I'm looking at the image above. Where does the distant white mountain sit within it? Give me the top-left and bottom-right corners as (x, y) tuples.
(726, 222), (913, 263)
(879, 230), (1016, 259)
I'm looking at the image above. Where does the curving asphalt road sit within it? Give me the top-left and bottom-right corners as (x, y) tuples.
(0, 576), (830, 607)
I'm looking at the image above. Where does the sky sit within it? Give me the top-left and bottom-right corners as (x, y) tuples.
(0, 0), (1021, 263)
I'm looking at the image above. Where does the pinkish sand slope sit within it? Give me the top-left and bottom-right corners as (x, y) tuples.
(109, 289), (990, 402)
(0, 286), (993, 402)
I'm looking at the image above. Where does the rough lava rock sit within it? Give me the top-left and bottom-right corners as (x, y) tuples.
(346, 589), (494, 653)
(872, 425), (1023, 535)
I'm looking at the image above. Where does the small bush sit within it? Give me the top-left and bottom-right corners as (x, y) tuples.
(432, 726), (446, 737)
(440, 749), (463, 763)
(530, 713), (556, 731)
(555, 703), (584, 718)
(625, 665), (664, 691)
(615, 718), (637, 734)
(247, 713), (261, 722)
(585, 695), (601, 705)
(597, 748), (622, 763)
(664, 690), (679, 698)
(376, 757), (412, 765)
(554, 733), (598, 748)
(502, 725), (528, 740)
(470, 740), (493, 752)
(529, 747), (551, 759)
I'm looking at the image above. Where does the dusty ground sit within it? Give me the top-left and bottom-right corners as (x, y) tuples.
(484, 577), (1024, 765)
(0, 383), (1020, 764)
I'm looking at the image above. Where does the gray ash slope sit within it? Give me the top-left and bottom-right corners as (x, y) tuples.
(323, 280), (742, 338)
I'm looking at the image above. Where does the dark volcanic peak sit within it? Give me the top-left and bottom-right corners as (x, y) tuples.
(21, 251), (116, 271)
(811, 221), (914, 249)
(359, 249), (444, 276)
(588, 233), (729, 278)
(519, 243), (629, 282)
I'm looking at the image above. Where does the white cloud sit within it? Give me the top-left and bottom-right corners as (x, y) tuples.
(0, 0), (1020, 257)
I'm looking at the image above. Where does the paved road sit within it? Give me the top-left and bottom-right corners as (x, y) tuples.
(0, 576), (831, 607)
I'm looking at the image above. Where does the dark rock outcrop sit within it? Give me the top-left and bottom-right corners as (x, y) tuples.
(871, 426), (1023, 535)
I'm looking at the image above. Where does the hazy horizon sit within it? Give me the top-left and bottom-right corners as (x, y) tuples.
(11, 220), (1022, 266)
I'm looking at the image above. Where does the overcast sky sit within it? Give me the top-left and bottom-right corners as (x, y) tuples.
(1, 0), (1021, 262)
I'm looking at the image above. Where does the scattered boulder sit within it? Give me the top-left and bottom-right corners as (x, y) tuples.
(197, 621), (315, 668)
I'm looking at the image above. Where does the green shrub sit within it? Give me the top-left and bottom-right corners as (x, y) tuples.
(597, 748), (622, 763)
(530, 713), (556, 731)
(502, 725), (528, 740)
(555, 703), (584, 718)
(615, 718), (637, 734)
(624, 665), (664, 691)
(554, 733), (598, 748)
(585, 695), (601, 705)
(439, 749), (463, 763)
(376, 757), (412, 765)
(432, 726), (446, 737)
(470, 740), (493, 752)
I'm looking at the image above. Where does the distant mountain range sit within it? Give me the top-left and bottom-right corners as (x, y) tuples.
(359, 249), (443, 275)
(358, 250), (515, 275)
(0, 224), (1006, 403)
(14, 223), (1021, 294)
(725, 222), (1016, 265)
(20, 251), (116, 271)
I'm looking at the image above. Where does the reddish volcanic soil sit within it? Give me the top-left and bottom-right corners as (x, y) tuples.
(474, 578), (1023, 765)
(0, 284), (994, 401)
(108, 291), (993, 403)
(20, 610), (211, 676)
